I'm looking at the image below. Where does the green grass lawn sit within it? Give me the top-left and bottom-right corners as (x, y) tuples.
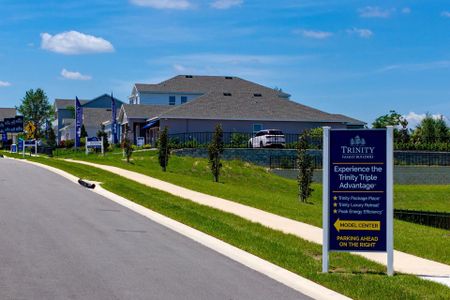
(4, 154), (449, 299)
(47, 150), (450, 265)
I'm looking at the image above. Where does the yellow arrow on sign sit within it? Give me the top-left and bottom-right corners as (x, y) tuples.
(334, 219), (380, 232)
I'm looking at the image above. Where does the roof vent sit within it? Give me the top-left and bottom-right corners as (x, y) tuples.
(253, 93), (262, 97)
(185, 75), (193, 78)
(225, 76), (233, 80)
(223, 93), (232, 96)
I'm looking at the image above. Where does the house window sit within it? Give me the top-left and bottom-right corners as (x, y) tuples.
(252, 124), (263, 133)
(181, 96), (187, 104)
(169, 96), (176, 105)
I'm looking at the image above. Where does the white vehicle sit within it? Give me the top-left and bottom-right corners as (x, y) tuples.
(248, 129), (285, 148)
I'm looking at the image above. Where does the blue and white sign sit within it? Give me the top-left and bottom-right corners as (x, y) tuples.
(86, 136), (104, 155)
(322, 127), (394, 275)
(329, 130), (387, 252)
(137, 137), (145, 147)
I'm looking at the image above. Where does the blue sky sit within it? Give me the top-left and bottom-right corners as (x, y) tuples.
(0, 0), (449, 126)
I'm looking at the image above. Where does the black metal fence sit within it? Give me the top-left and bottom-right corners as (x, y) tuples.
(269, 150), (450, 169)
(168, 132), (322, 149)
(394, 151), (450, 166)
(394, 209), (450, 230)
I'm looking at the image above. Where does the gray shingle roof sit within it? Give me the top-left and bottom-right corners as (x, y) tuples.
(135, 75), (290, 97)
(133, 75), (364, 125)
(65, 108), (118, 130)
(121, 104), (171, 120)
(0, 108), (16, 120)
(54, 99), (89, 110)
(157, 92), (366, 125)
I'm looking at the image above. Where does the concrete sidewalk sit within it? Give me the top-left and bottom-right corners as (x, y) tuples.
(65, 159), (450, 279)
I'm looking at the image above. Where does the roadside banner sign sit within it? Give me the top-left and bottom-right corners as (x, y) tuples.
(111, 92), (118, 145)
(322, 127), (394, 275)
(75, 97), (83, 148)
(86, 136), (104, 155)
(4, 118), (14, 132)
(0, 116), (23, 133)
(14, 116), (24, 133)
(2, 132), (7, 142)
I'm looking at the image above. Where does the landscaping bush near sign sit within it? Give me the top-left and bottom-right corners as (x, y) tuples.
(395, 142), (450, 152)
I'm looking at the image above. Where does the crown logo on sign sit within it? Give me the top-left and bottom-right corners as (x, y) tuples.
(350, 135), (366, 146)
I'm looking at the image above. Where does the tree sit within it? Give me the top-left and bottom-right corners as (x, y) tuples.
(121, 128), (133, 163)
(208, 124), (224, 183)
(81, 124), (88, 138)
(414, 114), (449, 144)
(372, 110), (407, 128)
(158, 127), (170, 172)
(435, 116), (449, 143)
(47, 127), (57, 149)
(17, 89), (53, 137)
(297, 131), (314, 203)
(97, 124), (109, 151)
(372, 110), (409, 143)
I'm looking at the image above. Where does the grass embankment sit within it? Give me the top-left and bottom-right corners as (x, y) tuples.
(4, 154), (449, 299)
(51, 150), (450, 265)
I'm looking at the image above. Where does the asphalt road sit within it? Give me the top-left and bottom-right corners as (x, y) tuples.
(0, 158), (310, 300)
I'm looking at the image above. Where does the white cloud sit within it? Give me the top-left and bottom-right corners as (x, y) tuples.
(358, 6), (393, 18)
(61, 69), (92, 80)
(210, 0), (243, 9)
(41, 31), (114, 55)
(130, 0), (191, 9)
(346, 28), (373, 38)
(0, 81), (11, 87)
(173, 64), (188, 72)
(295, 29), (332, 39)
(442, 11), (450, 18)
(401, 7), (411, 14)
(377, 60), (450, 73)
(404, 112), (448, 128)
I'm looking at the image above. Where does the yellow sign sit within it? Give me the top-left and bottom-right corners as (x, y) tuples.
(333, 219), (380, 232)
(25, 121), (36, 139)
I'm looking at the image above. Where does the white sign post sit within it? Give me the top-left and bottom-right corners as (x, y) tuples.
(22, 139), (37, 157)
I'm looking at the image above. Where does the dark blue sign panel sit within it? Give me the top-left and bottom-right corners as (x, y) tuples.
(0, 121), (4, 133)
(18, 139), (24, 152)
(4, 118), (14, 132)
(14, 116), (24, 133)
(75, 97), (83, 148)
(87, 137), (102, 149)
(329, 129), (387, 252)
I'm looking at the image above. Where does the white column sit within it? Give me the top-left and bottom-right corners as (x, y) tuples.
(101, 136), (104, 155)
(86, 137), (88, 155)
(386, 126), (394, 276)
(322, 126), (331, 273)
